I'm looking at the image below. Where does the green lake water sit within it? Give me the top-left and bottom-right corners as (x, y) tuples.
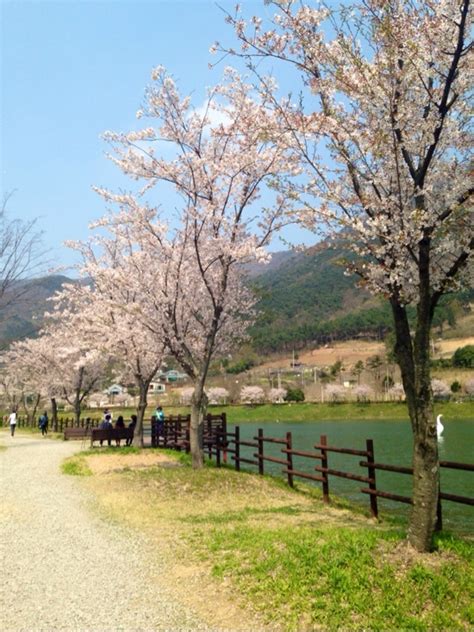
(228, 419), (473, 536)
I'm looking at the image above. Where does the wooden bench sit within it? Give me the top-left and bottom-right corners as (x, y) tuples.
(90, 428), (134, 447)
(64, 427), (92, 441)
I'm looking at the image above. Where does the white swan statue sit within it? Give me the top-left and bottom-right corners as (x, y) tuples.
(436, 414), (444, 437)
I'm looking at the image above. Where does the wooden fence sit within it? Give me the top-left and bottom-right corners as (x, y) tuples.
(0, 416), (101, 432)
(150, 413), (227, 454)
(206, 427), (473, 528)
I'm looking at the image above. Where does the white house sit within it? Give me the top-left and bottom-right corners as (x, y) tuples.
(149, 382), (166, 394)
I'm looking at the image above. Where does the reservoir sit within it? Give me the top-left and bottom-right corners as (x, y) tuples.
(228, 419), (474, 536)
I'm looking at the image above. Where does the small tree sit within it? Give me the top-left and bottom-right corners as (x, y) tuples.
(352, 360), (364, 386)
(353, 384), (374, 403)
(388, 383), (405, 402)
(207, 387), (229, 405)
(464, 379), (474, 397)
(325, 384), (346, 403)
(240, 385), (265, 405)
(0, 192), (45, 316)
(269, 387), (287, 403)
(431, 379), (450, 400)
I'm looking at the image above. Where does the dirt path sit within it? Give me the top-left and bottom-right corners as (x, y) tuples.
(0, 433), (208, 631)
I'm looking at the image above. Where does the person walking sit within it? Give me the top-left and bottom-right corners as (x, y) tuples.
(155, 406), (165, 443)
(9, 409), (17, 437)
(38, 411), (49, 436)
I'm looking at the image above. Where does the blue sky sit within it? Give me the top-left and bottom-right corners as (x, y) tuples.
(1, 0), (313, 273)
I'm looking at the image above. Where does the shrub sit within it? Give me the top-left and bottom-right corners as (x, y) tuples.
(450, 380), (462, 394)
(226, 359), (255, 374)
(284, 388), (305, 402)
(452, 345), (474, 368)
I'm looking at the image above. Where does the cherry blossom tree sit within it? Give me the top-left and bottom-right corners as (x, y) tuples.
(1, 337), (52, 424)
(97, 67), (297, 467)
(240, 385), (265, 404)
(388, 382), (405, 402)
(180, 388), (195, 406)
(221, 0), (473, 551)
(207, 387), (229, 405)
(325, 383), (346, 403)
(431, 378), (450, 399)
(61, 234), (167, 446)
(268, 387), (287, 403)
(0, 365), (23, 417)
(31, 307), (109, 425)
(353, 384), (374, 403)
(464, 379), (474, 397)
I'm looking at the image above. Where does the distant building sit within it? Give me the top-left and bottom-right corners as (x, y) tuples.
(105, 384), (125, 396)
(163, 370), (187, 383)
(148, 382), (166, 394)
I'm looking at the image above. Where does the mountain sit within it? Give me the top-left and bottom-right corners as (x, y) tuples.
(248, 244), (473, 352)
(1, 246), (472, 354)
(0, 275), (70, 350)
(248, 244), (393, 352)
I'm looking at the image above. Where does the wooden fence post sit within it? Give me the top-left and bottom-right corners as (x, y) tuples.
(286, 432), (294, 488)
(436, 483), (443, 532)
(222, 412), (228, 464)
(235, 426), (240, 472)
(258, 428), (264, 476)
(366, 439), (378, 519)
(320, 434), (329, 503)
(216, 434), (221, 468)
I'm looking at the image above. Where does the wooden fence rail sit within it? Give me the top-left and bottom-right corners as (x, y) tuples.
(1, 416), (101, 432)
(206, 426), (473, 528)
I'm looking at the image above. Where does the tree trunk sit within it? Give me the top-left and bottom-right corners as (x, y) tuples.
(133, 381), (148, 448)
(51, 397), (58, 430)
(190, 381), (208, 469)
(74, 392), (81, 426)
(391, 295), (439, 552)
(408, 408), (439, 551)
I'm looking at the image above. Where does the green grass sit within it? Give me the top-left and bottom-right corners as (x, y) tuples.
(71, 447), (474, 630)
(208, 401), (473, 423)
(61, 455), (92, 476)
(197, 519), (473, 630)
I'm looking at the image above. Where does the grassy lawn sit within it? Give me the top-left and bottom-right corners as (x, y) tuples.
(63, 449), (474, 631)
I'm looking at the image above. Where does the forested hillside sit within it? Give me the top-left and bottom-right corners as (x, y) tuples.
(0, 275), (70, 350)
(1, 246), (471, 354)
(249, 245), (473, 353)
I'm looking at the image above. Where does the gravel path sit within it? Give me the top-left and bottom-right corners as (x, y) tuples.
(0, 433), (209, 632)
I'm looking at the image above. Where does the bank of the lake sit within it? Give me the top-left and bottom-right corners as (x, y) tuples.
(79, 400), (473, 424)
(208, 400), (473, 423)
